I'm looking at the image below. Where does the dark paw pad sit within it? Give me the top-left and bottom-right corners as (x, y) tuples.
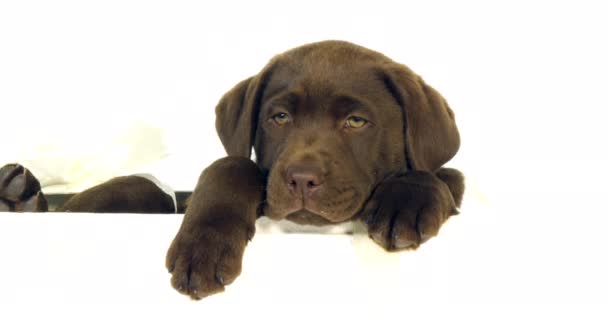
(0, 164), (47, 212)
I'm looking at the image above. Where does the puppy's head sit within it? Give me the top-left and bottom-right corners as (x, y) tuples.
(215, 41), (459, 225)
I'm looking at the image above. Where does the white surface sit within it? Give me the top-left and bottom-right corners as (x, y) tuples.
(1, 195), (606, 320)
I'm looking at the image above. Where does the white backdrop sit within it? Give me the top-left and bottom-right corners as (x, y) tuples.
(1, 1), (607, 318)
(2, 1), (607, 200)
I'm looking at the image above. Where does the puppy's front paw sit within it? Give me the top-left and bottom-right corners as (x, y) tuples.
(0, 164), (47, 212)
(166, 216), (253, 300)
(361, 171), (458, 251)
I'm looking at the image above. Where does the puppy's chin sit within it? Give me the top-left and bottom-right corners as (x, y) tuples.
(285, 210), (337, 226)
(263, 204), (359, 226)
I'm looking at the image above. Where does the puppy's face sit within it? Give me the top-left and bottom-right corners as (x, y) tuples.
(254, 52), (406, 225)
(215, 41), (460, 225)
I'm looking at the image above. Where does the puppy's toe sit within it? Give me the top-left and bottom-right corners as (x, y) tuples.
(15, 191), (48, 212)
(0, 164), (41, 201)
(388, 207), (421, 250)
(0, 164), (47, 212)
(186, 255), (226, 299)
(214, 246), (244, 287)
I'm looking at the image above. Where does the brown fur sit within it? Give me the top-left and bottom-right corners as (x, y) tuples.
(166, 41), (465, 299)
(59, 176), (175, 213)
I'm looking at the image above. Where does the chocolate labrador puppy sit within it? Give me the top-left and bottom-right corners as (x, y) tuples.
(0, 40), (463, 299)
(165, 40), (464, 299)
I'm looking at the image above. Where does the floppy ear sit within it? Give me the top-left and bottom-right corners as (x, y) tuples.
(215, 69), (271, 158)
(382, 64), (460, 172)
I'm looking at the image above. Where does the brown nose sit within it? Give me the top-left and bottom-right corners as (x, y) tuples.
(286, 166), (324, 197)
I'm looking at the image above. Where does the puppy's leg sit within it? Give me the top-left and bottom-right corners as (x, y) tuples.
(166, 157), (265, 299)
(0, 164), (48, 212)
(59, 176), (176, 213)
(360, 168), (464, 251)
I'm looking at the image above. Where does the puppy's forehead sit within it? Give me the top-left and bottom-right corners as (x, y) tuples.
(264, 42), (390, 99)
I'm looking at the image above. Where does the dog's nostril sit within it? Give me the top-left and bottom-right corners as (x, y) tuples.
(286, 166), (324, 195)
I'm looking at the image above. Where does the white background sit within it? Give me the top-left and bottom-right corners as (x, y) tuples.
(1, 0), (607, 319)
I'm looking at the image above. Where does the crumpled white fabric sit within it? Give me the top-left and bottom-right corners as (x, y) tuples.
(0, 121), (170, 194)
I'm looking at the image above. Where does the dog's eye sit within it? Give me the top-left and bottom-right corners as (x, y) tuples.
(272, 112), (291, 125)
(345, 116), (368, 129)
